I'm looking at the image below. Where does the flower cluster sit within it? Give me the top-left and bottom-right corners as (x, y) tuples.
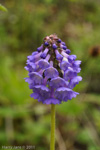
(25, 34), (82, 104)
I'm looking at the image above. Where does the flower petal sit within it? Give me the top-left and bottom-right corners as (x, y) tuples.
(37, 59), (50, 69)
(64, 68), (77, 81)
(33, 85), (50, 101)
(60, 61), (70, 71)
(44, 67), (59, 79)
(24, 77), (32, 84)
(29, 72), (43, 85)
(55, 87), (77, 101)
(49, 77), (67, 88)
(69, 76), (82, 88)
(63, 91), (79, 101)
(68, 55), (77, 63)
(43, 98), (61, 104)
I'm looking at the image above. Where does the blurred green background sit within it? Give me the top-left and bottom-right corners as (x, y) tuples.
(0, 0), (100, 150)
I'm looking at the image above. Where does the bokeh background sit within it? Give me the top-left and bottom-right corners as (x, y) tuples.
(0, 0), (100, 150)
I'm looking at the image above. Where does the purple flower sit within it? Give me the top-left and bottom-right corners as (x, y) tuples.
(37, 59), (50, 69)
(63, 46), (67, 50)
(25, 34), (82, 104)
(60, 61), (70, 71)
(44, 67), (59, 79)
(52, 44), (57, 49)
(55, 50), (63, 61)
(66, 49), (71, 54)
(55, 87), (79, 102)
(37, 45), (43, 52)
(68, 55), (77, 63)
(57, 39), (61, 43)
(64, 68), (77, 81)
(49, 77), (67, 88)
(61, 42), (66, 46)
(31, 85), (50, 102)
(43, 98), (60, 105)
(40, 48), (49, 59)
(69, 76), (82, 89)
(44, 42), (49, 46)
(28, 72), (43, 88)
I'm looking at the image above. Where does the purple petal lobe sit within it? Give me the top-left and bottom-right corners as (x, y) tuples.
(40, 53), (47, 59)
(24, 77), (32, 84)
(55, 87), (72, 100)
(50, 77), (67, 88)
(68, 55), (77, 63)
(61, 51), (68, 58)
(24, 62), (36, 72)
(64, 68), (77, 81)
(25, 35), (82, 104)
(55, 50), (63, 61)
(30, 93), (39, 99)
(55, 87), (78, 101)
(45, 42), (49, 46)
(69, 76), (82, 88)
(52, 44), (57, 49)
(37, 59), (50, 69)
(37, 45), (43, 52)
(32, 85), (50, 102)
(43, 98), (60, 105)
(72, 60), (81, 73)
(63, 46), (67, 50)
(57, 39), (62, 43)
(73, 60), (81, 66)
(44, 67), (59, 79)
(29, 72), (43, 85)
(66, 49), (71, 54)
(40, 48), (49, 59)
(61, 42), (66, 46)
(60, 61), (70, 71)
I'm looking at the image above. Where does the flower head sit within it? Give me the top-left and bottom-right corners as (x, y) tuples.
(25, 34), (82, 104)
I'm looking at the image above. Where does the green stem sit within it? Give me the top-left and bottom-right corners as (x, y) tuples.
(50, 104), (56, 150)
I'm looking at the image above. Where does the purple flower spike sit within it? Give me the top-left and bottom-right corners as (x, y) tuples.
(55, 87), (72, 100)
(25, 34), (82, 104)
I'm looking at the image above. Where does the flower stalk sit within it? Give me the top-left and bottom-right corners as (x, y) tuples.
(50, 104), (56, 150)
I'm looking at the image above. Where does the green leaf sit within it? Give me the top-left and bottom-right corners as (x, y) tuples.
(0, 4), (7, 12)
